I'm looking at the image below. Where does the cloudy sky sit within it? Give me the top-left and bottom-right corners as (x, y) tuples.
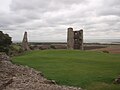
(0, 0), (120, 42)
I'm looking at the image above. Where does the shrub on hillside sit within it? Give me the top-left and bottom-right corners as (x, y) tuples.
(102, 50), (109, 53)
(9, 44), (24, 56)
(50, 45), (56, 49)
(0, 31), (12, 54)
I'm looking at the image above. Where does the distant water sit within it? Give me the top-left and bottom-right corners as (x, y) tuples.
(84, 39), (120, 44)
(14, 39), (120, 44)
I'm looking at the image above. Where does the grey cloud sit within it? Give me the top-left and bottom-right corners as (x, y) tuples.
(104, 0), (120, 6)
(98, 6), (120, 16)
(96, 0), (120, 16)
(10, 0), (87, 11)
(0, 12), (29, 29)
(1, 0), (120, 41)
(10, 0), (50, 11)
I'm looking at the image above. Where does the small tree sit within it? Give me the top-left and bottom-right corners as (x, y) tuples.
(0, 31), (12, 54)
(50, 45), (56, 49)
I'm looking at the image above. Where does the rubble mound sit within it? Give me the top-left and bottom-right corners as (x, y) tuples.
(114, 75), (120, 84)
(0, 54), (82, 90)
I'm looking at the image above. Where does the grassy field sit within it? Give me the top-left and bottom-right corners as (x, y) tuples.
(12, 50), (120, 90)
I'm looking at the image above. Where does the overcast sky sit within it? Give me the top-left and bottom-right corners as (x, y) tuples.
(0, 0), (120, 42)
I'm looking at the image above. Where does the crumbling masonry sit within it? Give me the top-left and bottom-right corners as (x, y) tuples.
(22, 32), (30, 51)
(67, 27), (83, 50)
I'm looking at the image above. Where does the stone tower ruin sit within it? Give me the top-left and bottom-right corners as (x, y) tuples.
(67, 27), (83, 50)
(22, 31), (30, 51)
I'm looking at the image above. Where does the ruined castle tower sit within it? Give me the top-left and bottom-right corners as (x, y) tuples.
(22, 31), (30, 51)
(67, 28), (74, 50)
(67, 27), (83, 50)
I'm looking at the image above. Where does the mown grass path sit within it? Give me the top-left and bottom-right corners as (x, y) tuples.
(12, 50), (120, 90)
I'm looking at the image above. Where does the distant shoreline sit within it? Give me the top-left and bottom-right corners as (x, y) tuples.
(13, 39), (120, 44)
(13, 42), (120, 45)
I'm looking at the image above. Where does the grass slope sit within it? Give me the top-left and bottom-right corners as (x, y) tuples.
(12, 50), (120, 90)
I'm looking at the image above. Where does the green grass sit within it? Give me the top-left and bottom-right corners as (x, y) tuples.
(12, 50), (120, 90)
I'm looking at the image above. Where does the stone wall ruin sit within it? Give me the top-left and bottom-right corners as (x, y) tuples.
(22, 31), (30, 51)
(67, 27), (83, 50)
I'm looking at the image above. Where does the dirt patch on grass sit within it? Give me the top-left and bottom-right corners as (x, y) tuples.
(90, 45), (120, 54)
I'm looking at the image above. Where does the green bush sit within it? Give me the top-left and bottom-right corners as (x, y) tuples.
(0, 31), (12, 54)
(102, 50), (109, 53)
(50, 45), (56, 49)
(9, 44), (24, 56)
